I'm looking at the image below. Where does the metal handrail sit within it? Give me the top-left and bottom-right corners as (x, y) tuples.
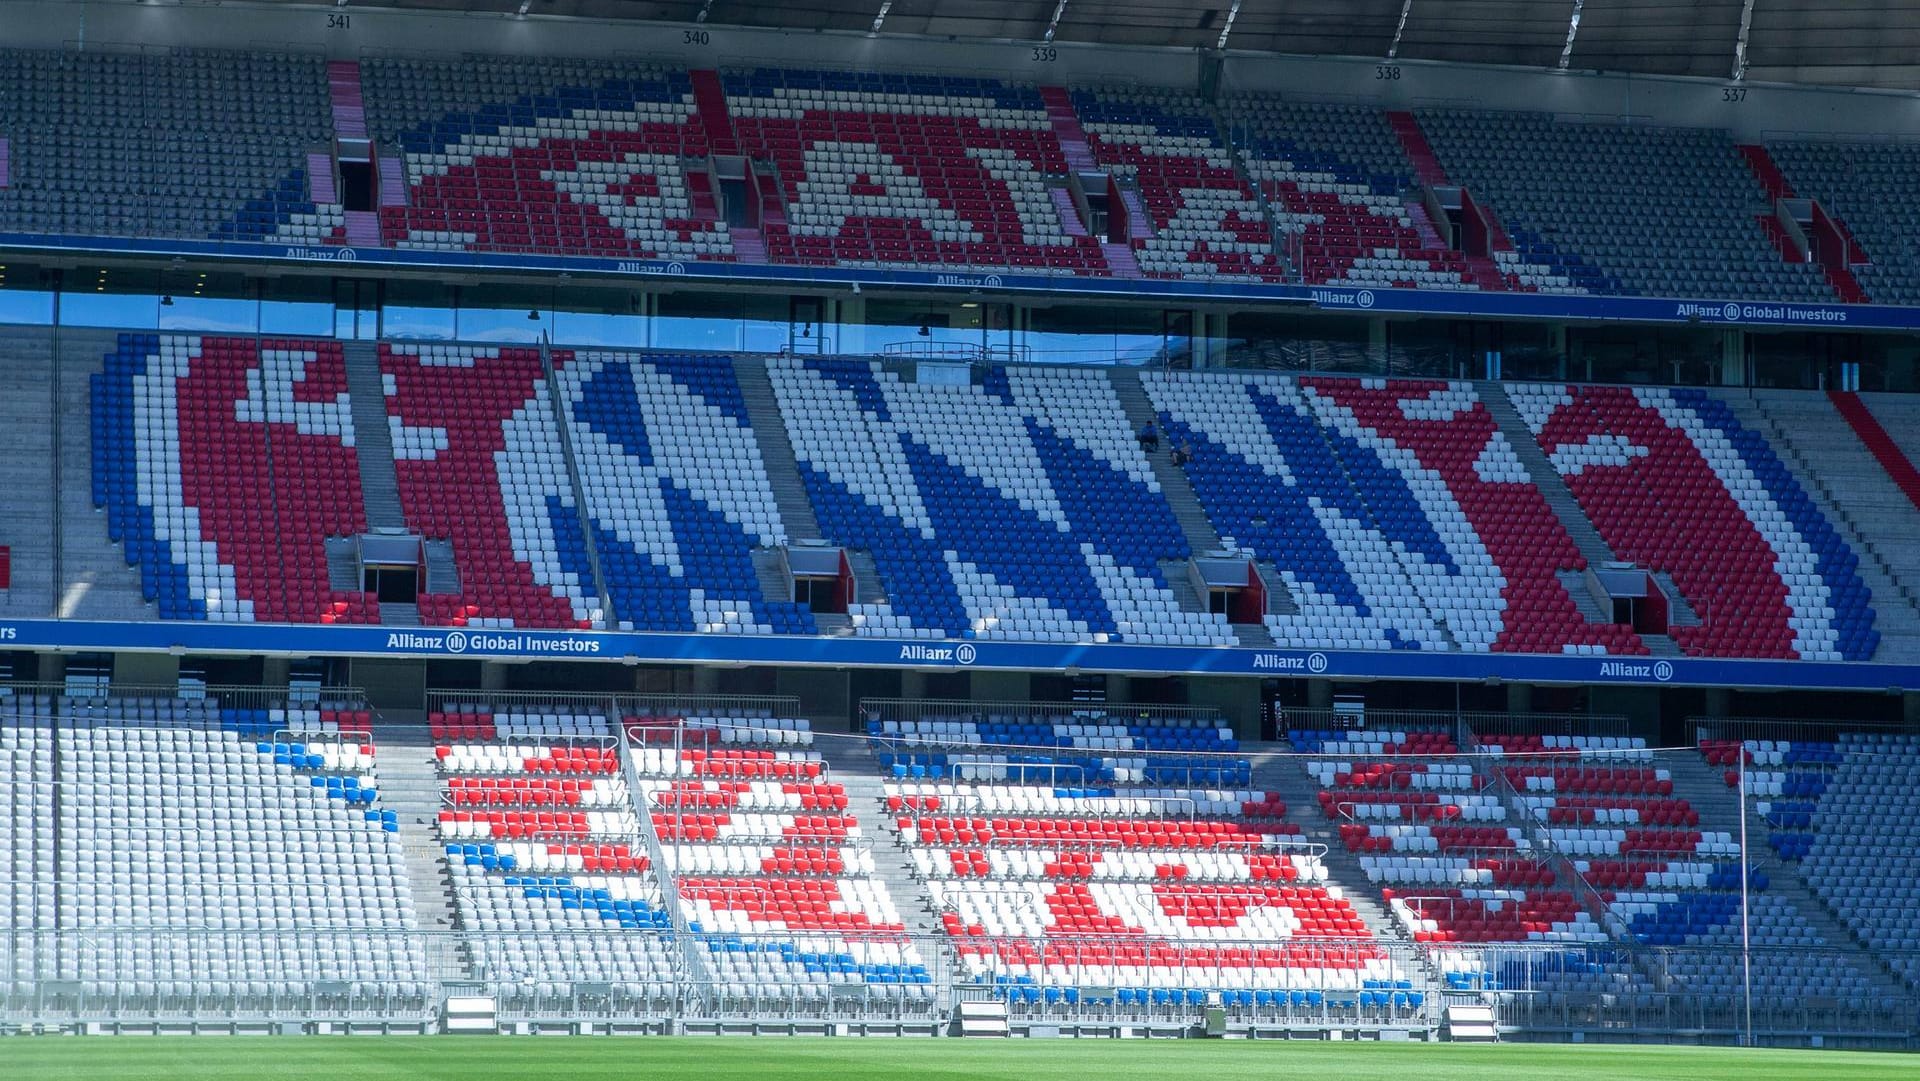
(861, 697), (1225, 727)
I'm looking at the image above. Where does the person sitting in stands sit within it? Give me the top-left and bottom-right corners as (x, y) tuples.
(1137, 420), (1159, 453)
(1171, 442), (1192, 467)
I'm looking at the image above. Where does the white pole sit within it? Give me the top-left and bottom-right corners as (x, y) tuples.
(1738, 746), (1754, 1047)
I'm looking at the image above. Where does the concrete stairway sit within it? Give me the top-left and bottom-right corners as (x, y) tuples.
(728, 226), (768, 264)
(1726, 392), (1920, 661)
(423, 538), (461, 594)
(341, 342), (407, 531)
(306, 150), (338, 204)
(380, 601), (421, 626)
(325, 536), (360, 592)
(811, 737), (944, 942)
(1252, 561), (1300, 617)
(1648, 571), (1702, 626)
(1480, 382), (1618, 569)
(1246, 748), (1404, 944)
(732, 358), (824, 543)
(1638, 633), (1683, 657)
(371, 722), (473, 982)
(341, 210), (383, 248)
(325, 60), (369, 140)
(1484, 382), (1672, 648)
(1116, 186), (1155, 241)
(844, 550), (888, 606)
(376, 151), (408, 209)
(0, 327), (57, 617)
(1108, 368), (1224, 554)
(1100, 242), (1143, 279)
(751, 548), (794, 614)
(1554, 569), (1612, 624)
(56, 328), (153, 621)
(1038, 86), (1097, 173)
(1047, 184), (1089, 237)
(1662, 750), (1911, 1000)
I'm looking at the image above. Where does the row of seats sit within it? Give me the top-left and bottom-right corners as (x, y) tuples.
(1146, 372), (1647, 655)
(370, 62), (730, 257)
(557, 352), (813, 634)
(1509, 383), (1877, 660)
(875, 713), (1410, 1016)
(771, 357), (1233, 646)
(6, 689), (1912, 1015)
(625, 709), (933, 1001)
(3, 50), (1849, 300)
(92, 334), (375, 624)
(86, 347), (1889, 663)
(1073, 88), (1286, 282)
(0, 49), (329, 241)
(432, 703), (680, 1003)
(382, 344), (600, 629)
(9, 693), (425, 1004)
(1480, 732), (1884, 1005)
(1292, 727), (1603, 985)
(729, 70), (1103, 277)
(1230, 99), (1577, 293)
(1724, 732), (1920, 988)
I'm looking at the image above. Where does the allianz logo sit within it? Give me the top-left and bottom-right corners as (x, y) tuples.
(934, 273), (1003, 288)
(1251, 651), (1329, 673)
(284, 246), (356, 262)
(1599, 660), (1675, 681)
(1311, 289), (1375, 309)
(898, 643), (977, 665)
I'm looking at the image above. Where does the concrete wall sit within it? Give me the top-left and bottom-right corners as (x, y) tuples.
(1185, 675), (1263, 739)
(347, 657), (427, 711)
(969, 670), (1032, 703)
(111, 650), (177, 687)
(775, 666), (851, 727)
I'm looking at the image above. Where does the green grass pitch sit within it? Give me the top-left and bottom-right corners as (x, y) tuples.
(5, 1037), (1914, 1081)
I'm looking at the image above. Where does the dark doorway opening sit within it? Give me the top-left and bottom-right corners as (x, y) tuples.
(364, 564), (418, 604)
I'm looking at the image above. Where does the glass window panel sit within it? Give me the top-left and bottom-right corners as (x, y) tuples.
(0, 264), (54, 326)
(383, 280), (458, 341)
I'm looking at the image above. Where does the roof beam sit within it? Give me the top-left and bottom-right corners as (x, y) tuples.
(696, 0), (716, 24)
(871, 0), (893, 34)
(1044, 0), (1070, 44)
(1389, 0), (1413, 59)
(1215, 0), (1243, 50)
(1558, 0), (1584, 69)
(1732, 0), (1757, 80)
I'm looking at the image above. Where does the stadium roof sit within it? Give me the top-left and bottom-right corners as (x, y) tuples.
(359, 0), (1920, 91)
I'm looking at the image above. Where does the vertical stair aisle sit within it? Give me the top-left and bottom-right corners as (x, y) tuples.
(371, 719), (475, 984)
(327, 60), (383, 247)
(1039, 86), (1141, 278)
(341, 343), (408, 532)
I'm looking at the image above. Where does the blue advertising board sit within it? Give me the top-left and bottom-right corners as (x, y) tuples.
(5, 230), (1918, 332)
(0, 617), (1912, 693)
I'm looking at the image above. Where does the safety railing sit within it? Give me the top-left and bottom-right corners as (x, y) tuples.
(860, 697), (1222, 727)
(1, 682), (367, 717)
(613, 692), (805, 723)
(1689, 714), (1911, 748)
(1, 930), (1913, 1040)
(1279, 708), (1634, 741)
